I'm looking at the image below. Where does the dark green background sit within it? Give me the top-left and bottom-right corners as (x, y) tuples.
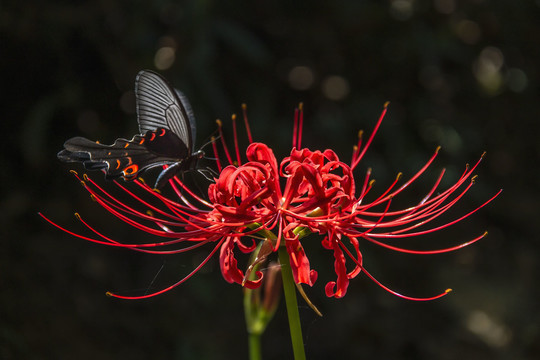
(2, 1), (538, 359)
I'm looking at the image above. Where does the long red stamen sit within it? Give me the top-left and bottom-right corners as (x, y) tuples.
(292, 107), (299, 149)
(241, 103), (253, 144)
(106, 238), (225, 299)
(297, 103), (304, 149)
(231, 114), (242, 166)
(351, 130), (364, 164)
(339, 241), (451, 301)
(351, 102), (389, 171)
(361, 231), (488, 254)
(217, 119), (234, 165)
(211, 136), (223, 172)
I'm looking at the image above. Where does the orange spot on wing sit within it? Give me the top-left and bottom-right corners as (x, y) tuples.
(115, 159), (121, 169)
(123, 164), (139, 176)
(159, 128), (166, 136)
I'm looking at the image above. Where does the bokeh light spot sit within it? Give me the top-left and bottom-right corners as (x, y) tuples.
(467, 310), (512, 348)
(154, 47), (176, 70)
(288, 66), (315, 90)
(119, 90), (135, 115)
(505, 68), (528, 93)
(321, 76), (350, 101)
(473, 46), (504, 95)
(455, 20), (482, 44)
(390, 0), (415, 21)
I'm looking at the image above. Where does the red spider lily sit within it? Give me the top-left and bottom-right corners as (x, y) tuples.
(41, 102), (501, 300)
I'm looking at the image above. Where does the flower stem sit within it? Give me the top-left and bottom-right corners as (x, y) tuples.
(278, 245), (306, 360)
(248, 332), (262, 360)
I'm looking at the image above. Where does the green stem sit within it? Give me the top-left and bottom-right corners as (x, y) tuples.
(248, 332), (262, 360)
(278, 245), (306, 360)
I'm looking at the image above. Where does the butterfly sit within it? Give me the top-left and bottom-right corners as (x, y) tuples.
(58, 70), (206, 189)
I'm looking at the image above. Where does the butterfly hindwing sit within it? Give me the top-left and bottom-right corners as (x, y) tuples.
(57, 128), (187, 179)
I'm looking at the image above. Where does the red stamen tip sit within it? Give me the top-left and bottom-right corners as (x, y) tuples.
(435, 145), (441, 153)
(445, 288), (453, 293)
(231, 114), (237, 121)
(105, 291), (113, 297)
(241, 103), (247, 110)
(384, 101), (390, 108)
(216, 119), (222, 127)
(74, 212), (81, 220)
(396, 172), (403, 181)
(471, 175), (479, 183)
(69, 170), (78, 175)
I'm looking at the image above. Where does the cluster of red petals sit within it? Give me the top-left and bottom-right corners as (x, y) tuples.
(42, 103), (501, 300)
(206, 143), (357, 293)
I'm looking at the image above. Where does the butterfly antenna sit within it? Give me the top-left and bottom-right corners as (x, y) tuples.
(199, 129), (220, 151)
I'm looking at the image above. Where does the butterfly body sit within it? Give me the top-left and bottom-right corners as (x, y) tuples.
(58, 70), (204, 188)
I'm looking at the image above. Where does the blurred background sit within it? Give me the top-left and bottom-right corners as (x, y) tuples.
(2, 0), (538, 359)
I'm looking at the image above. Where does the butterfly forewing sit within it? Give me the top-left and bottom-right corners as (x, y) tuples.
(135, 70), (193, 153)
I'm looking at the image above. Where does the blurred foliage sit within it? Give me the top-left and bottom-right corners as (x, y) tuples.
(1, 0), (539, 359)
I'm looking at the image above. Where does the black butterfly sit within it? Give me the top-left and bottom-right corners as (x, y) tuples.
(58, 70), (206, 189)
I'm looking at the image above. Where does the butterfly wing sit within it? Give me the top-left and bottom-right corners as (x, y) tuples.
(135, 70), (195, 152)
(58, 70), (199, 184)
(57, 129), (186, 179)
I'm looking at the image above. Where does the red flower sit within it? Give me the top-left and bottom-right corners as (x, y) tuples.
(41, 103), (501, 300)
